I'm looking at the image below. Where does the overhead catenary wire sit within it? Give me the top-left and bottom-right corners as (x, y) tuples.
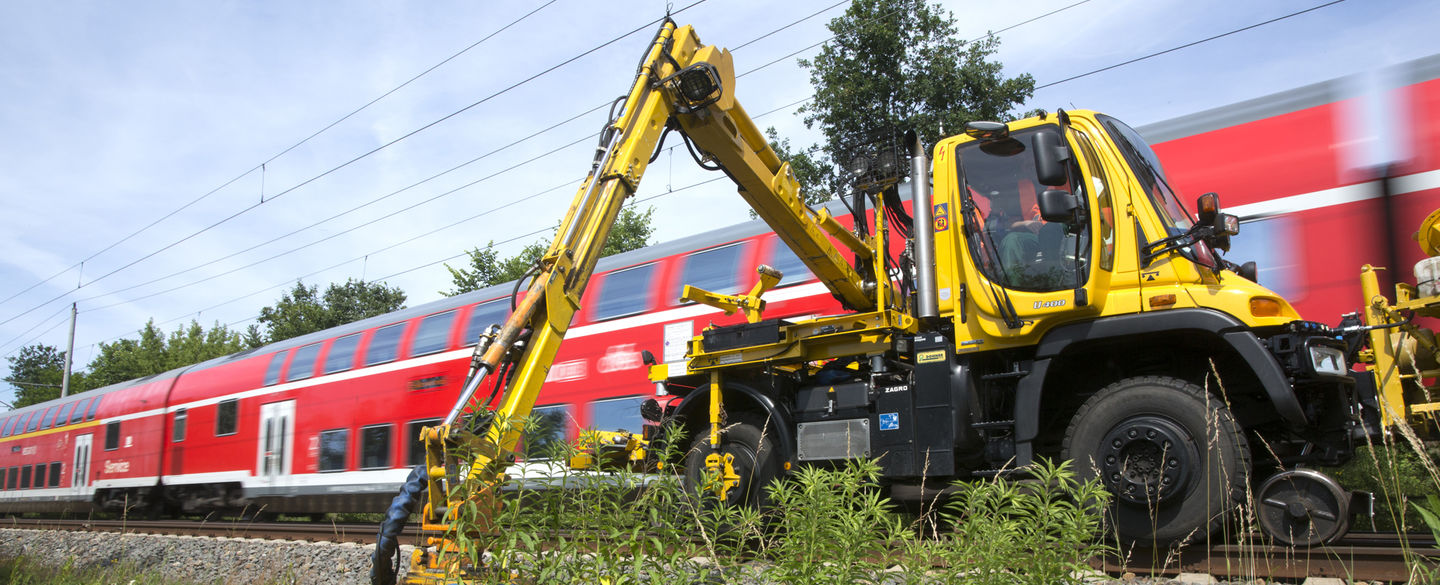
(7, 0), (1093, 357)
(0, 0), (714, 329)
(10, 0), (1336, 359)
(0, 2), (561, 310)
(42, 1), (857, 316)
(1034, 0), (1347, 89)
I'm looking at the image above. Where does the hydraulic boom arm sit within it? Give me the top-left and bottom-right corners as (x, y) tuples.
(392, 19), (882, 584)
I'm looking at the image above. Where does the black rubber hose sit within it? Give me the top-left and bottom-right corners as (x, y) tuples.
(371, 464), (428, 585)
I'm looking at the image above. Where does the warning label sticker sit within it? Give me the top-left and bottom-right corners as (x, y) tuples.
(878, 412), (900, 431)
(916, 350), (946, 363)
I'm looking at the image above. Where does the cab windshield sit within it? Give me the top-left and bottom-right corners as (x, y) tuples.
(1097, 114), (1192, 235)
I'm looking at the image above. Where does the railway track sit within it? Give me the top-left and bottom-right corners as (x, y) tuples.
(5, 518), (1437, 582)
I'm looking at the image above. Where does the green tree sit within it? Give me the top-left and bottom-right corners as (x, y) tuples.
(442, 204), (656, 296)
(3, 344), (75, 408)
(81, 319), (248, 390)
(783, 0), (1036, 202)
(256, 278), (407, 343)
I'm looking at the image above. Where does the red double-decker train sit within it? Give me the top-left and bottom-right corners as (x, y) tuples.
(2, 56), (1437, 517)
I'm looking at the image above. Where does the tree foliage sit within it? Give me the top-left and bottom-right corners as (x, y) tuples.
(782, 0), (1036, 202)
(442, 204), (656, 296)
(80, 319), (248, 391)
(3, 344), (75, 408)
(256, 278), (407, 344)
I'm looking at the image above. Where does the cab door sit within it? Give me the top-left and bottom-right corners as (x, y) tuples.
(257, 401), (295, 484)
(951, 122), (1102, 345)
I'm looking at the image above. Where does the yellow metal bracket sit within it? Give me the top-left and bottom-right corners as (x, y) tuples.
(682, 265), (783, 323)
(703, 451), (740, 500)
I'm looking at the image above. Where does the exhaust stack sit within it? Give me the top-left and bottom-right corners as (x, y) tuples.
(909, 131), (939, 320)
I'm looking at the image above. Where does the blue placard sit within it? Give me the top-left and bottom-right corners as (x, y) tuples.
(878, 412), (899, 431)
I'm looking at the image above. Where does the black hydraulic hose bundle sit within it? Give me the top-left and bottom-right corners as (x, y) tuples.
(371, 464), (428, 585)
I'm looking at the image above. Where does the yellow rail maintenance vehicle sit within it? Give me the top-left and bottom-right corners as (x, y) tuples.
(1354, 209), (1440, 435)
(371, 19), (1373, 584)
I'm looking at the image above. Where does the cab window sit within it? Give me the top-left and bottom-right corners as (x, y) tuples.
(1071, 128), (1114, 272)
(956, 125), (1089, 293)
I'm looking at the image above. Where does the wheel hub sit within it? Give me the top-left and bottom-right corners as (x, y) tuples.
(1099, 415), (1195, 506)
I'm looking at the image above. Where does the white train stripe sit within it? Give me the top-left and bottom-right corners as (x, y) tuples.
(1230, 169), (1440, 220)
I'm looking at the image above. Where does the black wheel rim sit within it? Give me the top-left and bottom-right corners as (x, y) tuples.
(1099, 415), (1196, 506)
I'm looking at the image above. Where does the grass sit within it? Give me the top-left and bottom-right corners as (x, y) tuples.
(0, 556), (216, 585)
(435, 416), (1111, 584)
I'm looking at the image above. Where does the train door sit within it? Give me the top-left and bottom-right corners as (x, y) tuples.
(71, 434), (91, 495)
(257, 401), (295, 484)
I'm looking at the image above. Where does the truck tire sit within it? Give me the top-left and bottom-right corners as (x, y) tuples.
(1062, 376), (1250, 546)
(683, 414), (780, 508)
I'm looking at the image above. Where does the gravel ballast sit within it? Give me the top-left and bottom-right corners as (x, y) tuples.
(0, 528), (409, 584)
(0, 528), (1402, 585)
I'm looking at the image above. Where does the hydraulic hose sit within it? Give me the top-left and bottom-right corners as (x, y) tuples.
(371, 464), (428, 585)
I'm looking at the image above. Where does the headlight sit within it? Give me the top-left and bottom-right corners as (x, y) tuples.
(1307, 342), (1346, 376)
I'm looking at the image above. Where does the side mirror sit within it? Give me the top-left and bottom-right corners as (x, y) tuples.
(1031, 130), (1070, 187)
(1237, 261), (1258, 283)
(1037, 189), (1078, 223)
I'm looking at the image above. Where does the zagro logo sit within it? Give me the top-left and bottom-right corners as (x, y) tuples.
(1033, 299), (1066, 309)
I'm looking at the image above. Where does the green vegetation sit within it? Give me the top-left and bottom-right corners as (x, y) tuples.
(770, 0), (1037, 205)
(441, 204), (656, 297)
(4, 277), (405, 403)
(0, 556), (205, 585)
(438, 418), (1109, 584)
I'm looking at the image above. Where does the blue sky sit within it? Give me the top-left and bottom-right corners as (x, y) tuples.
(1, 0), (1435, 406)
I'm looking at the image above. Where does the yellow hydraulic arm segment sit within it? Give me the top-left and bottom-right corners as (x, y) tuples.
(402, 20), (883, 583)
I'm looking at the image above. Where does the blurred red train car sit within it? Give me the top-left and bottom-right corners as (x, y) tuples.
(1, 55), (1437, 517)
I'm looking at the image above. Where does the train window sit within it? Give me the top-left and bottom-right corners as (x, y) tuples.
(6, 467), (16, 489)
(20, 466), (30, 490)
(359, 424), (393, 469)
(70, 398), (91, 425)
(54, 403), (74, 428)
(405, 418), (441, 467)
(85, 396), (101, 421)
(593, 263), (657, 321)
(463, 301), (510, 346)
(264, 351), (287, 386)
(104, 421), (121, 451)
(0, 468), (6, 490)
(588, 396), (646, 434)
(286, 343), (323, 382)
(318, 429), (349, 472)
(47, 462), (60, 488)
(676, 243), (745, 302)
(1, 416), (14, 437)
(411, 311), (456, 357)
(25, 411), (42, 433)
(365, 323), (407, 366)
(522, 405), (571, 460)
(767, 241), (816, 287)
(33, 464), (45, 488)
(324, 333), (362, 375)
(172, 409), (187, 443)
(38, 406), (58, 431)
(216, 399), (238, 436)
